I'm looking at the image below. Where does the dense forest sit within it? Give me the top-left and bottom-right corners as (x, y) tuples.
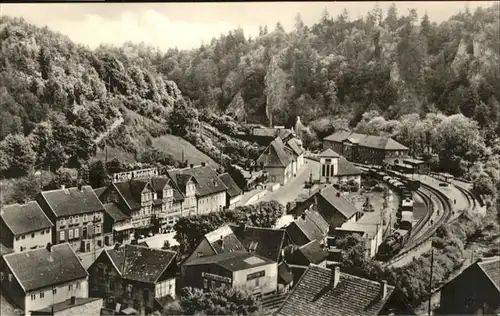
(0, 4), (499, 207)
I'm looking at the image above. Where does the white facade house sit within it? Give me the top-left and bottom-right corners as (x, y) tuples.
(318, 149), (362, 186)
(0, 202), (54, 253)
(0, 243), (89, 316)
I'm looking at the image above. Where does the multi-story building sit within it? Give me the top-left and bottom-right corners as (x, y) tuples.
(182, 251), (278, 298)
(0, 202), (54, 252)
(0, 243), (89, 316)
(98, 179), (157, 237)
(285, 209), (330, 247)
(36, 185), (106, 252)
(150, 176), (180, 232)
(88, 244), (177, 315)
(102, 202), (133, 245)
(257, 137), (294, 186)
(167, 164), (227, 215)
(323, 131), (409, 166)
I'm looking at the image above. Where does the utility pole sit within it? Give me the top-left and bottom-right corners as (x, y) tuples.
(428, 248), (434, 316)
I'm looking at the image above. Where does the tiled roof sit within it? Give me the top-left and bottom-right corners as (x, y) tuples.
(168, 166), (227, 197)
(324, 131), (408, 151)
(184, 251), (273, 272)
(103, 203), (130, 222)
(277, 129), (294, 142)
(319, 148), (340, 158)
(298, 240), (329, 264)
(2, 243), (88, 292)
(278, 261), (294, 284)
(286, 138), (304, 156)
(32, 297), (102, 314)
(113, 182), (141, 211)
(478, 257), (500, 291)
(287, 213), (327, 246)
(229, 224), (287, 262)
(257, 137), (292, 168)
(276, 265), (396, 316)
(219, 173), (243, 198)
(319, 186), (359, 220)
(106, 245), (177, 283)
(336, 157), (362, 176)
(38, 186), (105, 217)
(305, 209), (330, 235)
(1, 202), (53, 235)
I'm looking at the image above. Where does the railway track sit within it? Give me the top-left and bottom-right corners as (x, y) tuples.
(453, 183), (477, 211)
(353, 164), (454, 265)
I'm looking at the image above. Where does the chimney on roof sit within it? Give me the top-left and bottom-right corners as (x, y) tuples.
(331, 265), (340, 287)
(336, 191), (341, 197)
(380, 280), (388, 300)
(201, 162), (206, 167)
(77, 182), (83, 192)
(301, 213), (306, 220)
(190, 164), (194, 169)
(61, 184), (65, 190)
(70, 296), (76, 305)
(46, 242), (52, 252)
(220, 235), (224, 251)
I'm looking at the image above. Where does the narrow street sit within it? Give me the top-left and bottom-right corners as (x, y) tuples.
(260, 158), (320, 205)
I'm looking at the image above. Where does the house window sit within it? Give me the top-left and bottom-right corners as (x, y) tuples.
(31, 294), (36, 301)
(69, 216), (73, 225)
(210, 280), (215, 289)
(69, 284), (73, 291)
(95, 225), (101, 234)
(76, 282), (80, 289)
(40, 292), (44, 298)
(0, 272), (3, 280)
(74, 229), (79, 239)
(15, 236), (19, 241)
(69, 230), (74, 239)
(21, 235), (25, 240)
(203, 279), (208, 289)
(52, 288), (57, 295)
(60, 231), (65, 241)
(127, 284), (133, 293)
(41, 230), (44, 235)
(74, 215), (79, 223)
(46, 229), (50, 234)
(8, 274), (12, 282)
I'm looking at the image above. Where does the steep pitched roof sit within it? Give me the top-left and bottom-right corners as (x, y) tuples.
(113, 182), (142, 211)
(318, 186), (359, 220)
(319, 148), (340, 158)
(336, 156), (362, 176)
(1, 202), (53, 235)
(324, 131), (408, 151)
(229, 224), (287, 262)
(105, 245), (177, 283)
(2, 243), (88, 292)
(287, 212), (327, 246)
(297, 240), (329, 264)
(103, 203), (130, 222)
(38, 186), (105, 217)
(257, 137), (292, 168)
(168, 166), (227, 197)
(477, 257), (500, 291)
(219, 173), (243, 198)
(286, 138), (304, 156)
(205, 225), (245, 254)
(276, 265), (396, 316)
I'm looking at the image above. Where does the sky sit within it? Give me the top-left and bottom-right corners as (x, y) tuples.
(1, 2), (495, 51)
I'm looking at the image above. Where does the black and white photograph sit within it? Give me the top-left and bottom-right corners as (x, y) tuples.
(0, 1), (499, 315)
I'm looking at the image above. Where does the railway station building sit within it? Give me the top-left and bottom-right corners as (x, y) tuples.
(322, 131), (409, 165)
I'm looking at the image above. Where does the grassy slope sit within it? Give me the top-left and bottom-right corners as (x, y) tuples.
(96, 110), (219, 168)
